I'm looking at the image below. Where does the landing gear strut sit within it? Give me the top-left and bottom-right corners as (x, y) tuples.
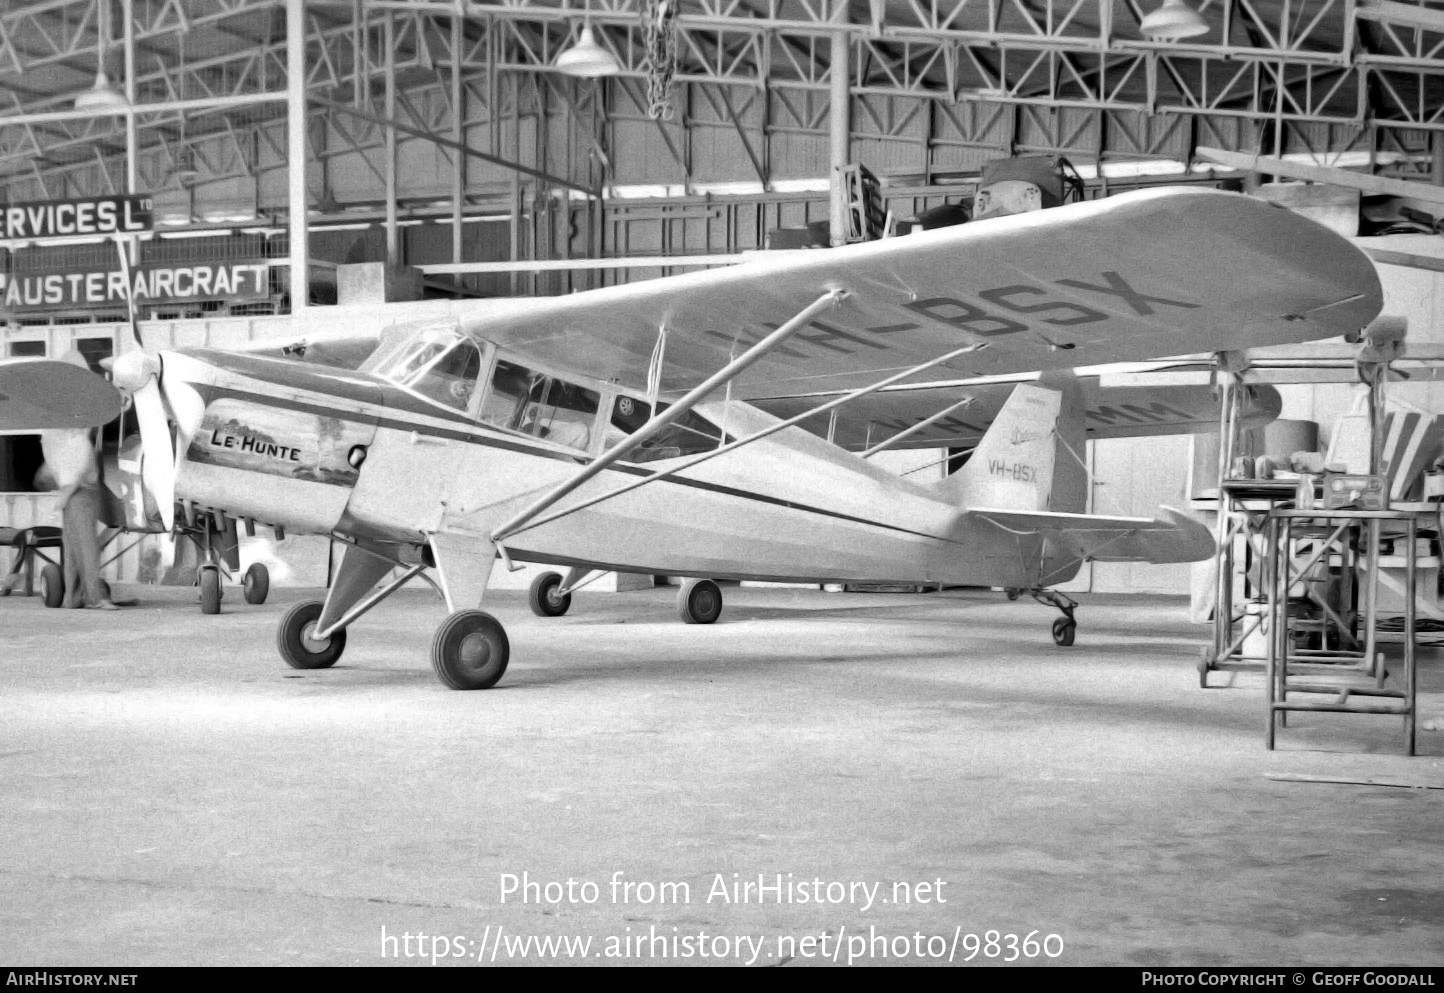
(276, 535), (509, 690)
(1027, 589), (1078, 646)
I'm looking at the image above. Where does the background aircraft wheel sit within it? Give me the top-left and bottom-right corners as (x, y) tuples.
(430, 610), (509, 690)
(528, 571), (571, 617)
(242, 563), (270, 605)
(1006, 588), (1021, 601)
(277, 600), (346, 669)
(678, 578), (723, 625)
(199, 567), (222, 615)
(40, 564), (64, 608)
(1052, 617), (1076, 647)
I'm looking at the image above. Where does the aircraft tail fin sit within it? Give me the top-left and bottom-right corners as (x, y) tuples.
(934, 372), (1087, 513)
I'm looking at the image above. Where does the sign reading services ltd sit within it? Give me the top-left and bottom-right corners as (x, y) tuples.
(0, 194), (154, 240)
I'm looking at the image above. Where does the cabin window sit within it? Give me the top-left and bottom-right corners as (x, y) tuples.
(374, 327), (484, 411)
(606, 396), (728, 463)
(480, 360), (599, 452)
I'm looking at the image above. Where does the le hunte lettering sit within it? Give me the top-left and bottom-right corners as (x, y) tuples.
(210, 428), (302, 462)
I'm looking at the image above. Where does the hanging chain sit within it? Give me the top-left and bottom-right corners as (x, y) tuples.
(640, 0), (679, 120)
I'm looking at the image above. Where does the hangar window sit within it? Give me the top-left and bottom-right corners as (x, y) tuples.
(606, 395), (730, 463)
(479, 359), (599, 452)
(373, 326), (484, 412)
(1, 336), (45, 491)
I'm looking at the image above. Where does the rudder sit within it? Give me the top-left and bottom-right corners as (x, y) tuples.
(935, 372), (1086, 513)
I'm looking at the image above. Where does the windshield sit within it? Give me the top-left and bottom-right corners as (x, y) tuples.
(372, 327), (484, 412)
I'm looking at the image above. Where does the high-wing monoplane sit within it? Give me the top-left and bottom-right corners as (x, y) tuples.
(0, 187), (1383, 688)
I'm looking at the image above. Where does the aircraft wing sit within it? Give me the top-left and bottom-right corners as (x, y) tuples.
(752, 377), (1279, 451)
(972, 506), (1215, 564)
(0, 359), (122, 432)
(463, 187), (1382, 399)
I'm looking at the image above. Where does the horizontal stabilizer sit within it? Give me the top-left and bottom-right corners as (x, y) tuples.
(970, 506), (1214, 564)
(0, 359), (122, 432)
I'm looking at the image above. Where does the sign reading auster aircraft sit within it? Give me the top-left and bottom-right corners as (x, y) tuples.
(0, 195), (153, 239)
(0, 260), (270, 311)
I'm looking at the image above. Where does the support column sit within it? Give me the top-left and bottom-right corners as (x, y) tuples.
(510, 74), (521, 297)
(452, 10), (465, 267)
(122, 0), (137, 263)
(384, 11), (398, 266)
(287, 0), (309, 313)
(828, 17), (851, 248)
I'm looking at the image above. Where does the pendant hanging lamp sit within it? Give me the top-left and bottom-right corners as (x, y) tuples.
(1139, 0), (1210, 41)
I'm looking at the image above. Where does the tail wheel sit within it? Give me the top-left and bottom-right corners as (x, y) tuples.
(199, 567), (222, 615)
(528, 571), (571, 617)
(40, 564), (64, 608)
(431, 610), (509, 690)
(277, 600), (346, 669)
(1051, 617), (1076, 647)
(242, 563), (270, 605)
(678, 578), (723, 625)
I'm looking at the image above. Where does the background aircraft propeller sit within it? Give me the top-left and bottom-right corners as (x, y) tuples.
(110, 239), (176, 530)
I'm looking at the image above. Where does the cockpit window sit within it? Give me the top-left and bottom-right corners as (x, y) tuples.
(372, 327), (484, 412)
(479, 359), (599, 452)
(605, 396), (729, 463)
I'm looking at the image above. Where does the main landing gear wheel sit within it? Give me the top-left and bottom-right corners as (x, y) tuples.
(277, 600), (347, 670)
(242, 563), (270, 605)
(1051, 616), (1077, 647)
(40, 564), (63, 608)
(199, 566), (222, 615)
(431, 610), (509, 690)
(678, 578), (723, 625)
(528, 571), (571, 617)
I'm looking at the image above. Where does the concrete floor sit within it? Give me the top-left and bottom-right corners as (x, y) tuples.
(1, 583), (1441, 967)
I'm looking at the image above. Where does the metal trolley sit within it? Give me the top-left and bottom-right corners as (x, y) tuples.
(1264, 508), (1418, 755)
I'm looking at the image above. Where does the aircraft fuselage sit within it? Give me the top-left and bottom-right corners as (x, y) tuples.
(162, 347), (1075, 590)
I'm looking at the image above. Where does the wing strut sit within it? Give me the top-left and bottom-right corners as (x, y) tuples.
(492, 340), (988, 541)
(860, 395), (976, 458)
(490, 289), (847, 545)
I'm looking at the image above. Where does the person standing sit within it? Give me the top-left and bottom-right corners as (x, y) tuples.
(39, 427), (118, 611)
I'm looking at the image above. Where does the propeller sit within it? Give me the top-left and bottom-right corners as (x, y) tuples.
(110, 238), (176, 531)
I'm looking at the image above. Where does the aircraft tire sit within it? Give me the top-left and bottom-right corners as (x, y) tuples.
(40, 564), (64, 608)
(678, 578), (723, 625)
(277, 600), (346, 669)
(243, 563), (270, 605)
(1052, 617), (1076, 647)
(528, 571), (571, 617)
(199, 567), (222, 615)
(430, 610), (509, 690)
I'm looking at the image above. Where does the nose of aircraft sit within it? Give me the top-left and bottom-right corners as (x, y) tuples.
(105, 349), (176, 531)
(107, 349), (160, 393)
